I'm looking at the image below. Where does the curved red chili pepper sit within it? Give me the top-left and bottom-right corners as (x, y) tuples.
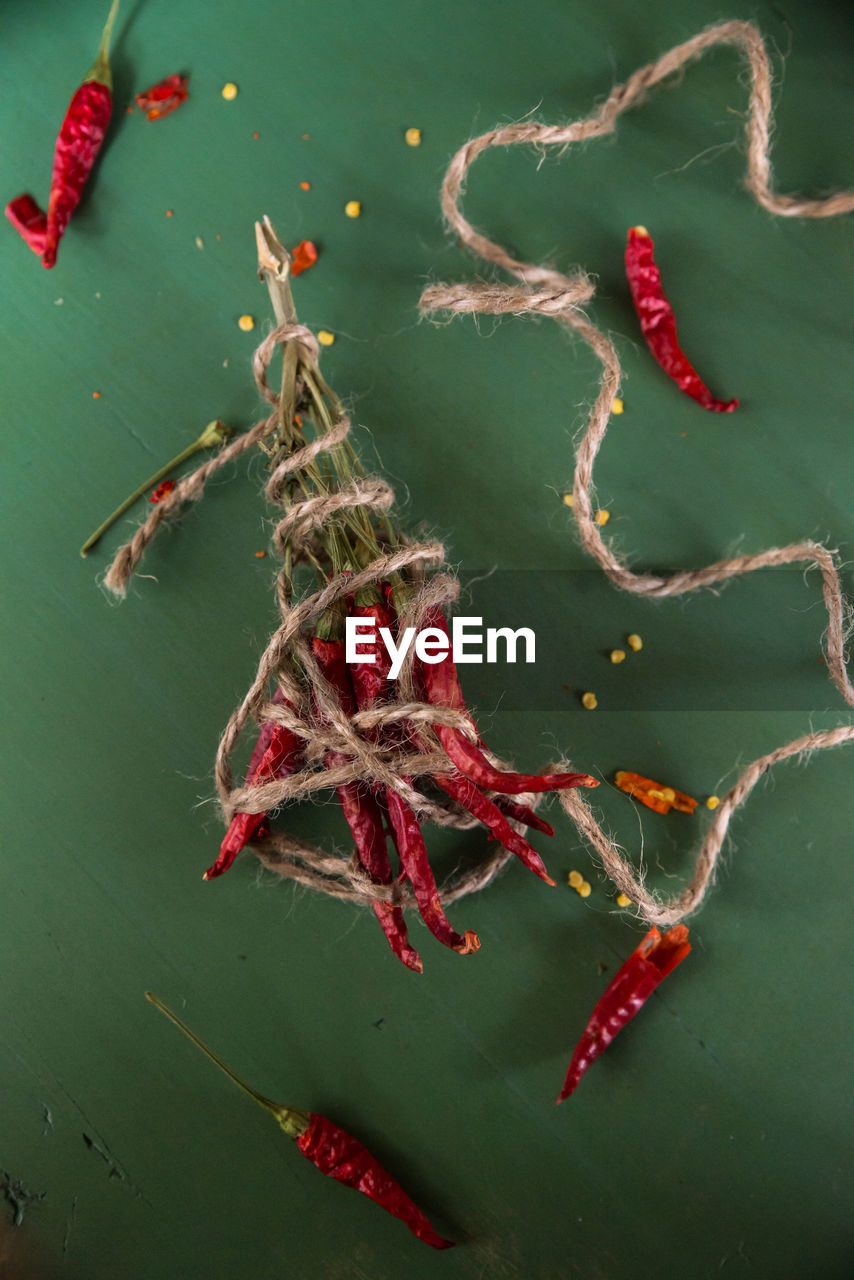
(314, 633), (423, 972)
(434, 772), (555, 885)
(492, 796), (554, 837)
(557, 924), (691, 1102)
(416, 607), (596, 794)
(297, 1113), (454, 1249)
(205, 690), (304, 880)
(625, 226), (738, 413)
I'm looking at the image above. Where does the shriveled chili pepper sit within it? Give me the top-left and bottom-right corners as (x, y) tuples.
(625, 226), (738, 413)
(204, 689), (304, 880)
(145, 993), (454, 1249)
(6, 0), (121, 268)
(434, 772), (556, 885)
(312, 629), (423, 972)
(614, 770), (697, 816)
(5, 194), (47, 256)
(416, 606), (596, 795)
(557, 924), (691, 1102)
(135, 73), (189, 121)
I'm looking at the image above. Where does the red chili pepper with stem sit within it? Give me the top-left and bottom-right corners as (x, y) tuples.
(204, 689), (304, 880)
(557, 924), (691, 1102)
(145, 993), (454, 1249)
(625, 226), (738, 412)
(6, 0), (120, 268)
(312, 627), (424, 971)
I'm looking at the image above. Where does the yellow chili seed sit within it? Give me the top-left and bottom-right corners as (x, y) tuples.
(616, 892), (632, 907)
(610, 649), (626, 664)
(344, 201), (361, 218)
(626, 633), (643, 652)
(611, 397), (624, 414)
(594, 509), (610, 526)
(238, 314), (255, 332)
(578, 881), (592, 898)
(563, 493), (574, 507)
(317, 330), (335, 346)
(706, 795), (720, 810)
(405, 127), (422, 146)
(568, 870), (583, 888)
(581, 692), (598, 710)
(221, 82), (239, 100)
(660, 788), (676, 803)
(633, 224), (649, 237)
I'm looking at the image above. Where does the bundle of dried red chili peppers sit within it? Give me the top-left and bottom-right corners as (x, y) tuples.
(194, 219), (597, 971)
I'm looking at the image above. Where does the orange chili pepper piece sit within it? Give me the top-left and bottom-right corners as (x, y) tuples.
(614, 770), (697, 815)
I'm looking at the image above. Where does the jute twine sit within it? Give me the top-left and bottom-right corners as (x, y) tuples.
(104, 323), (555, 907)
(418, 18), (854, 926)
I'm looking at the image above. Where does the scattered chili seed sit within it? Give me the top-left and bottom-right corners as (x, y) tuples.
(149, 479), (176, 503)
(611, 397), (624, 414)
(300, 180), (310, 190)
(594, 509), (610, 526)
(195, 236), (204, 249)
(317, 330), (335, 346)
(255, 550), (267, 558)
(568, 870), (583, 888)
(221, 82), (239, 100)
(626, 633), (643, 652)
(625, 225), (738, 413)
(578, 881), (591, 899)
(135, 73), (189, 121)
(344, 201), (361, 218)
(610, 649), (626, 664)
(302, 132), (310, 140)
(706, 795), (720, 810)
(166, 209), (173, 217)
(252, 131), (260, 140)
(581, 692), (598, 710)
(238, 314), (255, 331)
(563, 493), (574, 507)
(405, 127), (422, 146)
(614, 770), (697, 815)
(616, 892), (632, 907)
(92, 391), (101, 399)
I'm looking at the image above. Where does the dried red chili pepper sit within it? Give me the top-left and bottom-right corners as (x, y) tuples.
(145, 993), (454, 1249)
(135, 73), (189, 121)
(204, 690), (304, 880)
(290, 239), (318, 277)
(9, 0), (121, 269)
(149, 479), (176, 503)
(5, 194), (47, 256)
(416, 606), (596, 795)
(433, 772), (555, 885)
(557, 924), (691, 1102)
(312, 629), (423, 972)
(625, 226), (738, 413)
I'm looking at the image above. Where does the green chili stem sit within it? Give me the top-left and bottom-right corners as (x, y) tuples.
(80, 420), (229, 557)
(86, 0), (121, 89)
(144, 992), (309, 1138)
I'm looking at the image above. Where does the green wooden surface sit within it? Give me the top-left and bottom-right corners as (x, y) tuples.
(2, 1), (852, 1276)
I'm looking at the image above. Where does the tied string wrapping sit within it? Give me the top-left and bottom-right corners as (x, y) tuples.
(419, 18), (854, 928)
(104, 316), (556, 906)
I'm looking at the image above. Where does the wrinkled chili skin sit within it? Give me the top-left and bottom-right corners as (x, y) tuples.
(42, 80), (113, 269)
(135, 73), (188, 120)
(297, 1113), (455, 1249)
(625, 227), (738, 413)
(435, 772), (555, 886)
(5, 194), (47, 255)
(557, 925), (691, 1102)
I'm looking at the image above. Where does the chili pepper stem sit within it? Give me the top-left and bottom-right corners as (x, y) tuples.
(80, 419), (229, 557)
(85, 0), (121, 89)
(144, 992), (309, 1138)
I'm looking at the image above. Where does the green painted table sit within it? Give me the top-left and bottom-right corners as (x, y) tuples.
(2, 1), (852, 1276)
